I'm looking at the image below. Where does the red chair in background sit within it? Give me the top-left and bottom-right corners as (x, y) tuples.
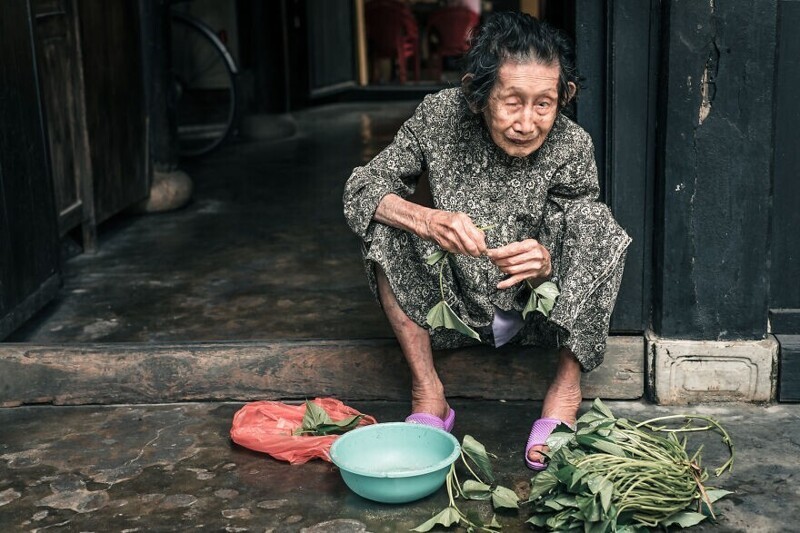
(365, 0), (420, 84)
(426, 6), (480, 81)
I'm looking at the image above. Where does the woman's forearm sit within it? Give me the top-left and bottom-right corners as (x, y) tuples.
(374, 193), (433, 240)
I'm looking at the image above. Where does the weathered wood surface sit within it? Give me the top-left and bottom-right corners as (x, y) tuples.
(0, 337), (643, 407)
(0, 0), (62, 340)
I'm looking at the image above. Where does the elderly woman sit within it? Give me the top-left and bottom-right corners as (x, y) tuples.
(343, 12), (630, 470)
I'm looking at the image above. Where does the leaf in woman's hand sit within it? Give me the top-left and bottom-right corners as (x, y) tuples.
(425, 250), (447, 265)
(522, 290), (539, 320)
(411, 507), (461, 532)
(462, 435), (495, 483)
(427, 301), (481, 340)
(533, 281), (560, 300)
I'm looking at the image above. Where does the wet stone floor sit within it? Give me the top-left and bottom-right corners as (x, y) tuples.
(1, 400), (799, 532)
(9, 102), (418, 344)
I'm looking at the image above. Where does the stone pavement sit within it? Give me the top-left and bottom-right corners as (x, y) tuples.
(1, 400), (798, 532)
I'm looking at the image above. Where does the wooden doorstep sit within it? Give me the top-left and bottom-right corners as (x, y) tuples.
(0, 337), (644, 407)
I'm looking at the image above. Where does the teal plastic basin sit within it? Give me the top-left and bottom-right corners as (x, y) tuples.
(329, 422), (461, 504)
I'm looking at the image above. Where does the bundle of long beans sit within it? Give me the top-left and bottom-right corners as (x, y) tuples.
(526, 400), (734, 532)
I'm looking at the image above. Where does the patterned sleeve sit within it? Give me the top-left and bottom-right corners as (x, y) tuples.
(342, 97), (431, 242)
(539, 128), (631, 365)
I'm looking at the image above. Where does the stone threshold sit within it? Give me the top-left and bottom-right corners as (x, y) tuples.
(0, 337), (644, 407)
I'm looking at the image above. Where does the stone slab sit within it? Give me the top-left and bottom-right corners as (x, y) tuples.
(649, 335), (778, 404)
(1, 400), (799, 532)
(0, 337), (644, 406)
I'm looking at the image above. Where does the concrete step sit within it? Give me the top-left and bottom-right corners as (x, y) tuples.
(0, 337), (644, 407)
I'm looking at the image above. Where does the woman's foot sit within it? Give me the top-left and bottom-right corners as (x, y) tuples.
(527, 350), (582, 466)
(411, 382), (451, 422)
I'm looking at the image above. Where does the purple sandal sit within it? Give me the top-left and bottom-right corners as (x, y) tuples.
(405, 408), (456, 433)
(525, 417), (575, 471)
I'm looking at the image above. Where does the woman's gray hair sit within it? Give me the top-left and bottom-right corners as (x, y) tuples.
(461, 11), (579, 112)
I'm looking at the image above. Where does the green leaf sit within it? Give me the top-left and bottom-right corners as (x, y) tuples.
(489, 515), (501, 529)
(575, 434), (627, 457)
(660, 511), (708, 528)
(533, 281), (560, 301)
(491, 485), (519, 509)
(705, 488), (734, 504)
(425, 250), (447, 265)
(411, 506), (462, 532)
(536, 296), (554, 316)
(576, 493), (601, 522)
(526, 514), (549, 527)
(598, 480), (613, 512)
(462, 435), (495, 483)
(293, 400), (364, 436)
(426, 301), (481, 341)
(528, 470), (559, 501)
(577, 409), (611, 425)
(461, 480), (492, 501)
(522, 290), (539, 320)
(546, 424), (576, 453)
(590, 398), (615, 419)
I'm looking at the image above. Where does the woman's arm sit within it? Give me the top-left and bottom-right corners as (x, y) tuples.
(375, 193), (487, 258)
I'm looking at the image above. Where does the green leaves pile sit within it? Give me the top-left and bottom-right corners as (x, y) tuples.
(526, 399), (734, 532)
(292, 400), (364, 436)
(425, 235), (560, 340)
(413, 435), (519, 532)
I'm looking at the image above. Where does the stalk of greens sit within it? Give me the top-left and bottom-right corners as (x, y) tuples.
(425, 227), (560, 339)
(526, 399), (734, 532)
(412, 435), (520, 532)
(292, 400), (364, 436)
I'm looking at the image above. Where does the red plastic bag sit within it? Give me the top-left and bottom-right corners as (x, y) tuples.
(230, 398), (377, 465)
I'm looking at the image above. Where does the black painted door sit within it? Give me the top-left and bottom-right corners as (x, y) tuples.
(306, 0), (357, 98)
(0, 1), (61, 340)
(575, 0), (659, 333)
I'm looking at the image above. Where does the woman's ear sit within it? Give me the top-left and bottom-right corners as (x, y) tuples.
(461, 73), (480, 114)
(567, 81), (578, 103)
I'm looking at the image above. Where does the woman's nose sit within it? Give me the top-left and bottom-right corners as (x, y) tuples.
(513, 106), (537, 134)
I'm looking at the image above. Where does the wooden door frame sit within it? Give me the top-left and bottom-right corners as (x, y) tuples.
(575, 0), (660, 334)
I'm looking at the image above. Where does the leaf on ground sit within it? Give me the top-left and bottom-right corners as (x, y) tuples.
(491, 485), (519, 509)
(528, 470), (559, 501)
(293, 401), (364, 436)
(526, 514), (549, 527)
(462, 435), (495, 483)
(576, 434), (627, 457)
(590, 398), (615, 419)
(426, 250), (447, 265)
(461, 480), (492, 501)
(426, 301), (481, 341)
(411, 506), (461, 532)
(660, 511), (708, 528)
(545, 424), (576, 453)
(705, 488), (734, 504)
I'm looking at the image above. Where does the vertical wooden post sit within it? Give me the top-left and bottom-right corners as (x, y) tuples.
(354, 0), (368, 86)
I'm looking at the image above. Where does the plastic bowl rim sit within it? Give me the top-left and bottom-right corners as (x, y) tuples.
(329, 422), (461, 479)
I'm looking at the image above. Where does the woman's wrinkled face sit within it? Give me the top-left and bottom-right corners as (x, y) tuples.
(483, 61), (562, 158)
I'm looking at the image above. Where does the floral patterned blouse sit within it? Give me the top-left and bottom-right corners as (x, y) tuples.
(343, 88), (631, 371)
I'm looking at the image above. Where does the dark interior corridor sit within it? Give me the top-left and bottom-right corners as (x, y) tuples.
(10, 102), (419, 343)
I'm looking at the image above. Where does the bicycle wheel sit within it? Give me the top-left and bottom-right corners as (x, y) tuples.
(170, 12), (239, 157)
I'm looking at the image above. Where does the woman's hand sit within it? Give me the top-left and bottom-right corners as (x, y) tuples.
(486, 239), (552, 289)
(421, 210), (487, 257)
